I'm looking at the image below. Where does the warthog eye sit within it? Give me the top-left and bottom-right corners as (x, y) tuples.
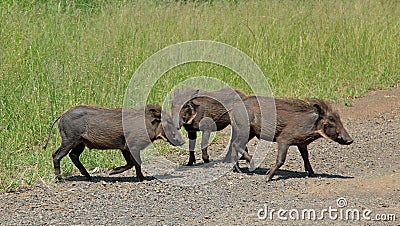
(327, 123), (335, 128)
(327, 116), (335, 122)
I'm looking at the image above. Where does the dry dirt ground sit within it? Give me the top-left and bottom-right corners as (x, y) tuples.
(1, 88), (399, 225)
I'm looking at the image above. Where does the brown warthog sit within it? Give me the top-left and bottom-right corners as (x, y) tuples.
(43, 104), (185, 181)
(171, 88), (247, 165)
(226, 96), (353, 181)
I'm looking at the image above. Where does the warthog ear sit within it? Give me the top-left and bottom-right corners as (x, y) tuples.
(313, 101), (328, 117)
(190, 89), (200, 98)
(146, 105), (162, 125)
(151, 117), (161, 125)
(190, 99), (201, 109)
(147, 105), (162, 119)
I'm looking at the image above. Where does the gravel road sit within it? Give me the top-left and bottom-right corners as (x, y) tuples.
(1, 88), (399, 225)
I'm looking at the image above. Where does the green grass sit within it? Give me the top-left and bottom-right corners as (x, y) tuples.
(1, 0), (399, 192)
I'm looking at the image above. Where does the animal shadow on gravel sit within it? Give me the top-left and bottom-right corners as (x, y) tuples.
(239, 167), (354, 181)
(64, 175), (156, 183)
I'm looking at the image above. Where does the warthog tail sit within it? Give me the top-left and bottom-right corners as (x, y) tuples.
(42, 115), (61, 150)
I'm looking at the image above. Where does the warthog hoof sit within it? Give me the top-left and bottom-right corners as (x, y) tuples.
(233, 164), (242, 173)
(187, 155), (196, 166)
(308, 172), (316, 177)
(137, 175), (145, 182)
(55, 175), (64, 182)
(109, 165), (131, 175)
(202, 152), (210, 163)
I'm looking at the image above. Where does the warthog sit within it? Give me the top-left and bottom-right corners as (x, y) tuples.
(226, 96), (353, 181)
(171, 88), (246, 165)
(43, 104), (185, 181)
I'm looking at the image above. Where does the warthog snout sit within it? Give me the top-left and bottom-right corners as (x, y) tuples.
(337, 130), (353, 145)
(163, 121), (185, 146)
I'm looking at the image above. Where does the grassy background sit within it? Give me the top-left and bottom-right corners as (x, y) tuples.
(1, 0), (399, 192)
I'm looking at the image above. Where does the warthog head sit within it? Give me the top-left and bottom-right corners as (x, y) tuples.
(147, 105), (185, 146)
(171, 89), (200, 128)
(313, 100), (353, 145)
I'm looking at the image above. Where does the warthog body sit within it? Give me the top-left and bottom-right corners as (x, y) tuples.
(43, 104), (185, 181)
(171, 88), (247, 165)
(227, 96), (353, 181)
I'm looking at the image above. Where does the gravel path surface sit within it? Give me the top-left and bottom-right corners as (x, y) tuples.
(1, 88), (399, 225)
